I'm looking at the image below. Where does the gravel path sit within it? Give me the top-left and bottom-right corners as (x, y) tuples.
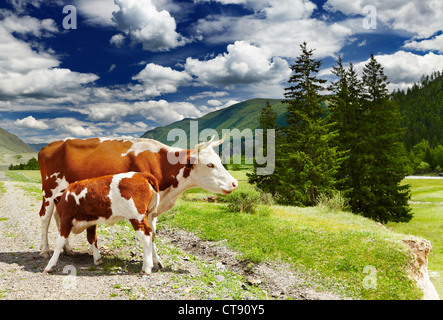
(0, 181), (342, 300)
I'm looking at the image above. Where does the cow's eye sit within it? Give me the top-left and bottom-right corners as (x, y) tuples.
(207, 163), (215, 168)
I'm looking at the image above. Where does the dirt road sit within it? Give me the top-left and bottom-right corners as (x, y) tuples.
(0, 180), (341, 300)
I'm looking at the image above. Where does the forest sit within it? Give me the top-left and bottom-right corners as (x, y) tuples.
(393, 71), (443, 174)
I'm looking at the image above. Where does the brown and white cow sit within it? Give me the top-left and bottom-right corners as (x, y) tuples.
(38, 136), (238, 260)
(44, 172), (160, 275)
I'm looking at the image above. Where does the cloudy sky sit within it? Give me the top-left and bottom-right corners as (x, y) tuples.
(1, 0), (443, 144)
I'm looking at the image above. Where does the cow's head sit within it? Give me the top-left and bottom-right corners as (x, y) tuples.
(188, 135), (238, 195)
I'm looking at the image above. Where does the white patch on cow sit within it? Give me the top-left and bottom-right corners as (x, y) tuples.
(121, 139), (163, 156)
(120, 138), (181, 157)
(98, 137), (130, 143)
(65, 187), (88, 205)
(49, 173), (69, 199)
(71, 216), (125, 234)
(148, 184), (160, 215)
(108, 172), (144, 220)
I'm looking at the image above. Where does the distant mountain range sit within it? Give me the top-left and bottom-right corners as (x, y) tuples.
(141, 98), (288, 148)
(0, 127), (35, 154)
(0, 127), (37, 169)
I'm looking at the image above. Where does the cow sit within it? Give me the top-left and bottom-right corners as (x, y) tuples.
(38, 136), (238, 262)
(44, 172), (160, 275)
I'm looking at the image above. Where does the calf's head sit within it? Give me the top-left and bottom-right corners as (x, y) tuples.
(188, 136), (238, 195)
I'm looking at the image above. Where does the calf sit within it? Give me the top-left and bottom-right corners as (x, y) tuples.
(44, 172), (161, 275)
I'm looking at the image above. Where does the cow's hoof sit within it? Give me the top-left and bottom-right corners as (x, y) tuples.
(40, 251), (51, 259)
(154, 261), (164, 270)
(139, 270), (152, 277)
(94, 258), (103, 266)
(43, 268), (52, 274)
(64, 248), (75, 256)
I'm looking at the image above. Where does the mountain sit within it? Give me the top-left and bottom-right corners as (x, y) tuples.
(0, 127), (37, 169)
(0, 127), (35, 154)
(141, 98), (288, 148)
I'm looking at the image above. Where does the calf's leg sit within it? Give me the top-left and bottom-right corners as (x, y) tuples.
(87, 225), (102, 265)
(53, 211), (74, 255)
(43, 235), (68, 273)
(130, 218), (153, 275)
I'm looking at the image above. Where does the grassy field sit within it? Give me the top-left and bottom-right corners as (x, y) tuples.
(3, 169), (441, 300)
(387, 178), (443, 298)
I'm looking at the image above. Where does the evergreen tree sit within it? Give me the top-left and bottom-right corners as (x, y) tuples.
(356, 53), (412, 223)
(248, 100), (278, 193)
(272, 42), (343, 206)
(328, 57), (362, 196)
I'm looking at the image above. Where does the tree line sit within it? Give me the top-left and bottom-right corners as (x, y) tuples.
(249, 42), (412, 224)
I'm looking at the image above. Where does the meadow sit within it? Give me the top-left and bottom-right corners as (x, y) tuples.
(2, 168), (441, 299)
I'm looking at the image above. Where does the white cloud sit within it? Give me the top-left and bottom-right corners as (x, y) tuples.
(0, 18), (98, 101)
(110, 33), (125, 47)
(185, 41), (290, 86)
(81, 100), (203, 125)
(76, 0), (118, 26)
(404, 34), (443, 54)
(132, 63), (192, 96)
(0, 10), (58, 36)
(14, 116), (49, 130)
(111, 0), (189, 51)
(207, 99), (222, 107)
(194, 1), (351, 59)
(324, 0), (443, 38)
(51, 117), (99, 137)
(352, 51), (443, 91)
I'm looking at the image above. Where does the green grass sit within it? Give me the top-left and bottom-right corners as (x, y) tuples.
(388, 178), (443, 298)
(159, 200), (422, 300)
(4, 170), (41, 183)
(2, 170), (42, 200)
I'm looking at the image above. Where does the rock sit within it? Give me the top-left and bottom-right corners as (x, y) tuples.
(403, 238), (440, 300)
(215, 275), (225, 282)
(247, 277), (262, 286)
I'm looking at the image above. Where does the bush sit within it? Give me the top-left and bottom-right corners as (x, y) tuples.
(226, 186), (273, 214)
(316, 191), (348, 212)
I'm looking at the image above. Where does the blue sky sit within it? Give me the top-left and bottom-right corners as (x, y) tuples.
(1, 0), (443, 144)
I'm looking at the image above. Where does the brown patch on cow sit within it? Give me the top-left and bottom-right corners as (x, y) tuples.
(86, 225), (97, 245)
(130, 217), (152, 237)
(119, 173), (157, 216)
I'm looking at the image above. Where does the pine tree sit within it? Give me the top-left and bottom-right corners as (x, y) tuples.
(273, 42), (343, 206)
(356, 53), (412, 223)
(248, 100), (278, 193)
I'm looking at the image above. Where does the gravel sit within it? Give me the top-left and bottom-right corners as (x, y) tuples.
(0, 181), (343, 300)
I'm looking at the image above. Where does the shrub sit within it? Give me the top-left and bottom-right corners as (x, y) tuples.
(316, 191), (348, 212)
(226, 186), (273, 214)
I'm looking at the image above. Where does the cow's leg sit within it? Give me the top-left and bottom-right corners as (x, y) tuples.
(43, 235), (67, 273)
(53, 210), (74, 256)
(130, 218), (153, 275)
(87, 225), (102, 265)
(148, 216), (163, 270)
(39, 198), (54, 258)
